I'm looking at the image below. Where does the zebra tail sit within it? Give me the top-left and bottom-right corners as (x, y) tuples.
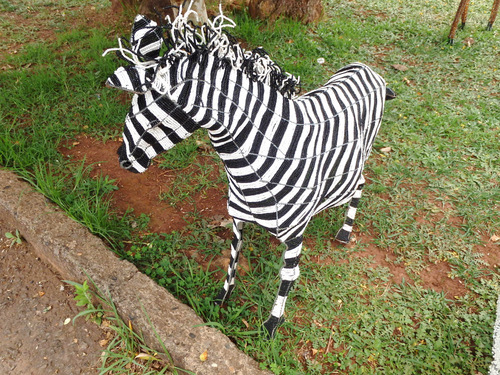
(386, 87), (397, 100)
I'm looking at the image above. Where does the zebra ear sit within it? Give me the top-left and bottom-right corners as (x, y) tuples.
(106, 65), (152, 94)
(130, 15), (163, 59)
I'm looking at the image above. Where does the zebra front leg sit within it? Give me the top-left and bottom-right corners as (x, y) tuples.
(263, 236), (303, 339)
(336, 182), (364, 244)
(214, 219), (244, 304)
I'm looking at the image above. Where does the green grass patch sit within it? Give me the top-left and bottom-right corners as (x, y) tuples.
(1, 0), (499, 373)
(0, 2), (131, 250)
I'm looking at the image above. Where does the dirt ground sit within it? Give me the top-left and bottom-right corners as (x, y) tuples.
(62, 136), (476, 300)
(0, 220), (107, 375)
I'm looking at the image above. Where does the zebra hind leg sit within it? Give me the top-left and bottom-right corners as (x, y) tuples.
(336, 183), (364, 244)
(263, 236), (303, 339)
(214, 220), (244, 305)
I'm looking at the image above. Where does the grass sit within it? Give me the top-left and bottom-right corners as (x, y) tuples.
(0, 0), (499, 374)
(0, 0), (132, 249)
(66, 278), (191, 374)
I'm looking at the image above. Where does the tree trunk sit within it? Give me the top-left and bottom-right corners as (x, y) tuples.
(248, 0), (323, 24)
(110, 0), (209, 24)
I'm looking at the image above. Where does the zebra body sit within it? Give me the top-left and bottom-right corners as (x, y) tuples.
(105, 9), (390, 338)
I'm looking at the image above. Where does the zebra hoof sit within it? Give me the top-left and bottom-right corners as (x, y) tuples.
(262, 315), (285, 339)
(486, 22), (493, 31)
(213, 285), (234, 305)
(335, 228), (351, 244)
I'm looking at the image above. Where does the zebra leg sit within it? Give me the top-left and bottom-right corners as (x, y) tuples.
(336, 182), (364, 244)
(214, 219), (244, 304)
(263, 236), (303, 339)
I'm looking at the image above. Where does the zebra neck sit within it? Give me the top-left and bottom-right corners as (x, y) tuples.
(204, 69), (294, 161)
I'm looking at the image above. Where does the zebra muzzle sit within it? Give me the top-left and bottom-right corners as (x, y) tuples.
(120, 159), (134, 170)
(117, 144), (131, 168)
(117, 144), (150, 173)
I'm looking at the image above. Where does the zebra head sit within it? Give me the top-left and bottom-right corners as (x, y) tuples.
(104, 6), (301, 174)
(108, 68), (201, 174)
(105, 14), (202, 174)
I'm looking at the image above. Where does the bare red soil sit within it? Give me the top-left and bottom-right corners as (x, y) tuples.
(60, 135), (478, 300)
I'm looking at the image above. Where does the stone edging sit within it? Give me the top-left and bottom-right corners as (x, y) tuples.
(0, 169), (271, 375)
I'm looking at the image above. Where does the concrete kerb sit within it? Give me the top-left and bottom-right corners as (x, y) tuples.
(0, 169), (271, 375)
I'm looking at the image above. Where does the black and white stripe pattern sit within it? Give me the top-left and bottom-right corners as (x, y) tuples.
(105, 8), (392, 338)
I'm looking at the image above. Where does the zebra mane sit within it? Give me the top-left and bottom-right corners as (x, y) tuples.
(103, 4), (300, 98)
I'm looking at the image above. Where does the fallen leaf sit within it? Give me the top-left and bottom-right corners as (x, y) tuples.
(380, 146), (392, 153)
(38, 291), (45, 297)
(200, 350), (208, 362)
(99, 339), (109, 347)
(242, 319), (249, 329)
(63, 318), (71, 325)
(135, 352), (159, 361)
(392, 64), (408, 72)
(313, 320), (324, 328)
(195, 140), (211, 152)
(219, 218), (232, 227)
(463, 37), (475, 47)
(491, 235), (500, 242)
(207, 215), (232, 228)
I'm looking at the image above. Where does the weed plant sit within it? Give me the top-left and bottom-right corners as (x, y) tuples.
(66, 278), (190, 374)
(1, 0), (499, 374)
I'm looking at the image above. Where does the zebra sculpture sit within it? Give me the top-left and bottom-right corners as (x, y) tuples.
(103, 6), (394, 338)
